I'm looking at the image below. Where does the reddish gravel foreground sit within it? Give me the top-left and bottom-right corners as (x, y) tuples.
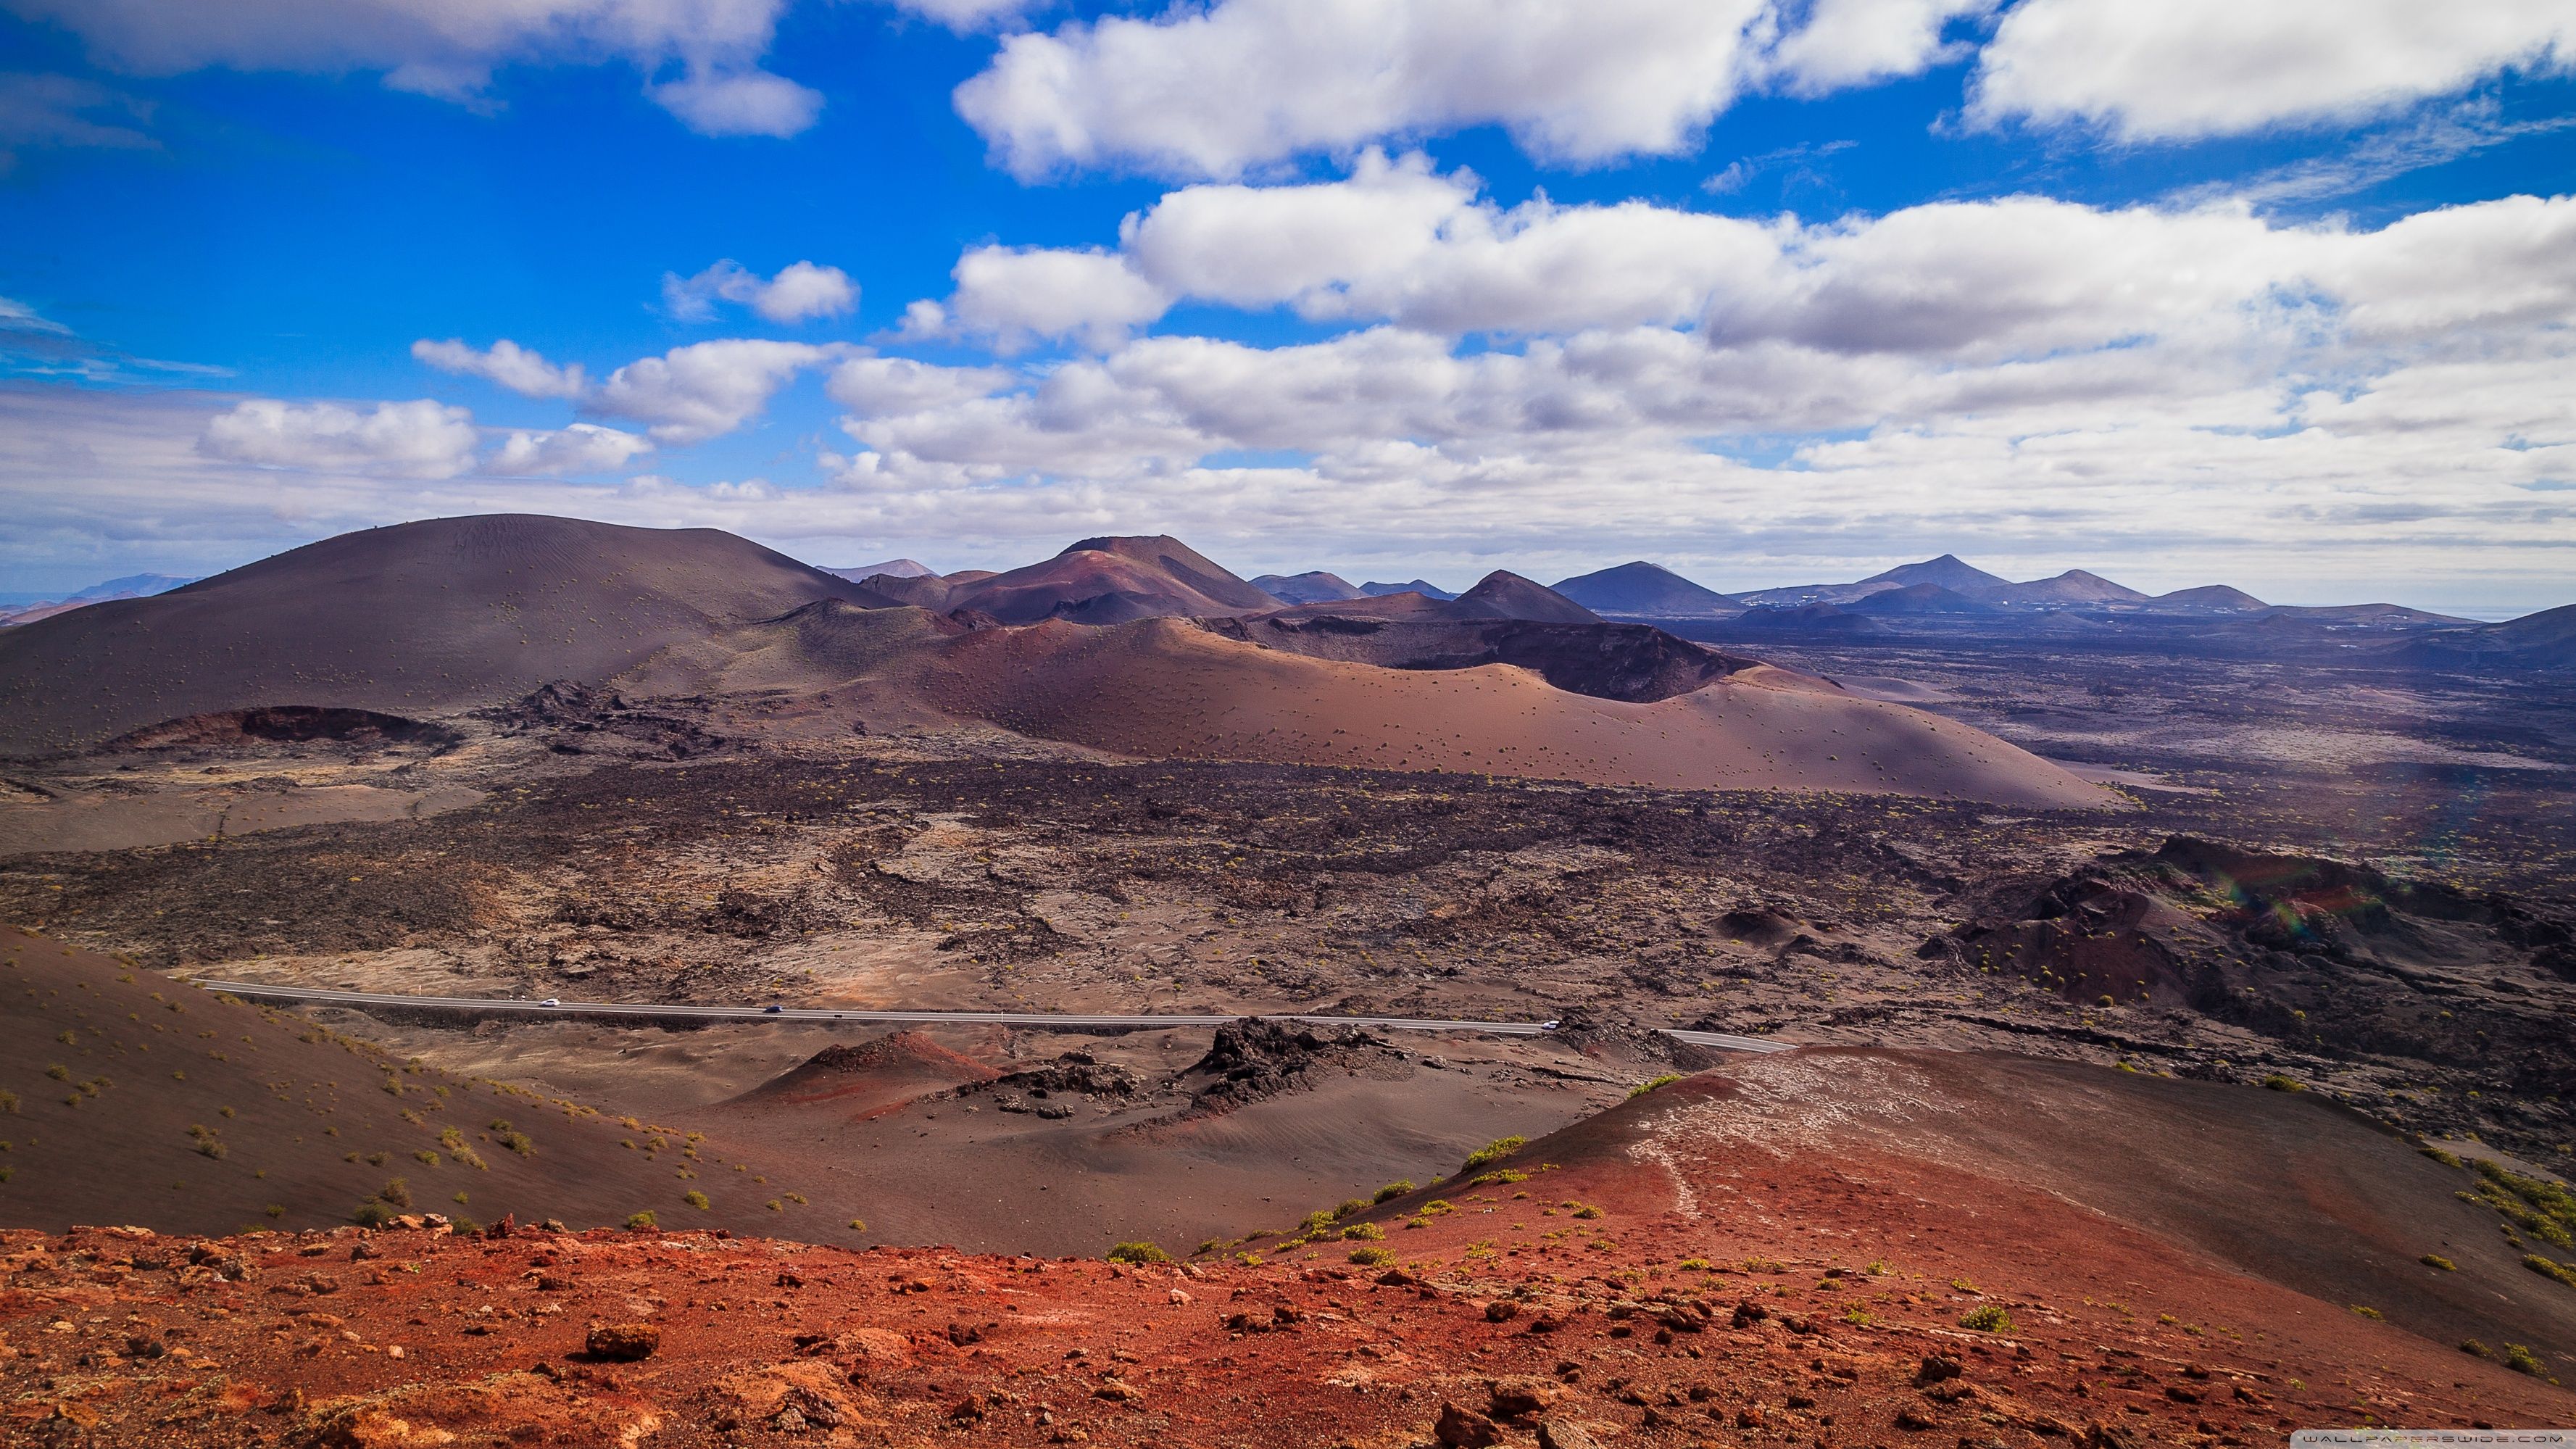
(4, 1064), (2571, 1447)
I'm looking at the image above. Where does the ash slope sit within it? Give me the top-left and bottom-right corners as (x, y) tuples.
(0, 931), (857, 1240)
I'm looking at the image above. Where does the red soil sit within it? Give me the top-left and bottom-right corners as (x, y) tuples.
(7, 1055), (2565, 1446)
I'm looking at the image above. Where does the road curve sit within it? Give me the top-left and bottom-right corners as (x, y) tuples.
(188, 979), (1795, 1055)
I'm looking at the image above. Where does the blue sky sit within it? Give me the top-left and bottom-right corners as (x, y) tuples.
(2, 0), (2572, 613)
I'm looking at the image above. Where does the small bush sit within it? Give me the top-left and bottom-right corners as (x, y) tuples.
(2525, 1255), (2576, 1290)
(2462, 1339), (2490, 1358)
(1570, 1203), (1603, 1220)
(1460, 1137), (1526, 1173)
(1958, 1305), (2014, 1333)
(264, 1204), (284, 1218)
(2350, 1304), (2382, 1319)
(1342, 1221), (1384, 1241)
(378, 1177), (412, 1208)
(1348, 1245), (1394, 1266)
(625, 1211), (657, 1230)
(2503, 1343), (2547, 1378)
(1106, 1241), (1169, 1265)
(0, 1089), (17, 1113)
(2422, 1254), (2457, 1271)
(1628, 1073), (1683, 1099)
(683, 1190), (710, 1211)
(352, 1200), (397, 1228)
(1372, 1179), (1414, 1203)
(2260, 1074), (2306, 1092)
(2420, 1145), (2464, 1168)
(1336, 1197), (1370, 1219)
(1418, 1199), (1455, 1217)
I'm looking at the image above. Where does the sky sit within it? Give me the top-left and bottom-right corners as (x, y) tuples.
(1, 1), (2573, 615)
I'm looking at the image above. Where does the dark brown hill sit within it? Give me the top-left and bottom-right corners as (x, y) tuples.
(1204, 614), (1761, 702)
(0, 514), (878, 755)
(2150, 583), (2269, 611)
(1450, 570), (1600, 623)
(1249, 570), (1366, 604)
(1984, 568), (2150, 605)
(1846, 582), (2003, 615)
(1549, 559), (1742, 617)
(945, 535), (1281, 624)
(0, 930), (852, 1238)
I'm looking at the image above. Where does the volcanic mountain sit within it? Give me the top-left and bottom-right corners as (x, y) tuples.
(2149, 583), (2269, 611)
(0, 515), (880, 754)
(1982, 568), (2151, 605)
(1360, 578), (1455, 599)
(943, 535), (1282, 624)
(1550, 560), (1742, 618)
(1249, 570), (1367, 605)
(1845, 583), (2002, 616)
(641, 608), (2108, 805)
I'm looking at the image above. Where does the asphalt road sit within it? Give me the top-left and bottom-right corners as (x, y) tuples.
(188, 979), (1795, 1055)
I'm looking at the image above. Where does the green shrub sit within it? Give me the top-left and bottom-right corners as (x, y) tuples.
(1959, 1304), (2014, 1332)
(2261, 1074), (2306, 1092)
(2350, 1305), (2382, 1319)
(1106, 1241), (1169, 1265)
(1348, 1245), (1394, 1266)
(2502, 1343), (2547, 1378)
(1336, 1198), (1370, 1219)
(625, 1211), (657, 1230)
(2525, 1255), (2576, 1289)
(1460, 1137), (1526, 1173)
(1372, 1180), (1414, 1203)
(1570, 1203), (1603, 1219)
(684, 1190), (710, 1211)
(1342, 1222), (1384, 1241)
(352, 1200), (397, 1228)
(2420, 1145), (2463, 1167)
(1628, 1073), (1683, 1099)
(2422, 1254), (2457, 1271)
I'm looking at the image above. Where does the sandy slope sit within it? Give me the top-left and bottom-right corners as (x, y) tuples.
(0, 931), (854, 1240)
(892, 618), (2108, 807)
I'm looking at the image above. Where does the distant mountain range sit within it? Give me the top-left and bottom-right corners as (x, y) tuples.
(0, 572), (199, 628)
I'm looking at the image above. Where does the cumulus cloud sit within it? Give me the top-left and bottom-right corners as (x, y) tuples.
(801, 191), (2576, 603)
(198, 398), (480, 478)
(490, 422), (653, 474)
(827, 355), (1018, 417)
(7, 0), (820, 138)
(907, 246), (1170, 352)
(662, 259), (857, 323)
(1970, 0), (2576, 140)
(410, 337), (587, 398)
(591, 338), (842, 442)
(953, 0), (2007, 179)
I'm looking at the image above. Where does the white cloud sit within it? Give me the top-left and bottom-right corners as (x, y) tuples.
(0, 72), (156, 169)
(884, 0), (1039, 30)
(0, 296), (72, 336)
(646, 68), (822, 138)
(662, 259), (857, 323)
(826, 355), (1017, 417)
(591, 338), (841, 442)
(7, 0), (819, 138)
(410, 337), (586, 398)
(919, 246), (1170, 352)
(491, 423), (653, 474)
(1764, 0), (1993, 96)
(198, 398), (480, 478)
(1971, 0), (2576, 140)
(959, 0), (1778, 179)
